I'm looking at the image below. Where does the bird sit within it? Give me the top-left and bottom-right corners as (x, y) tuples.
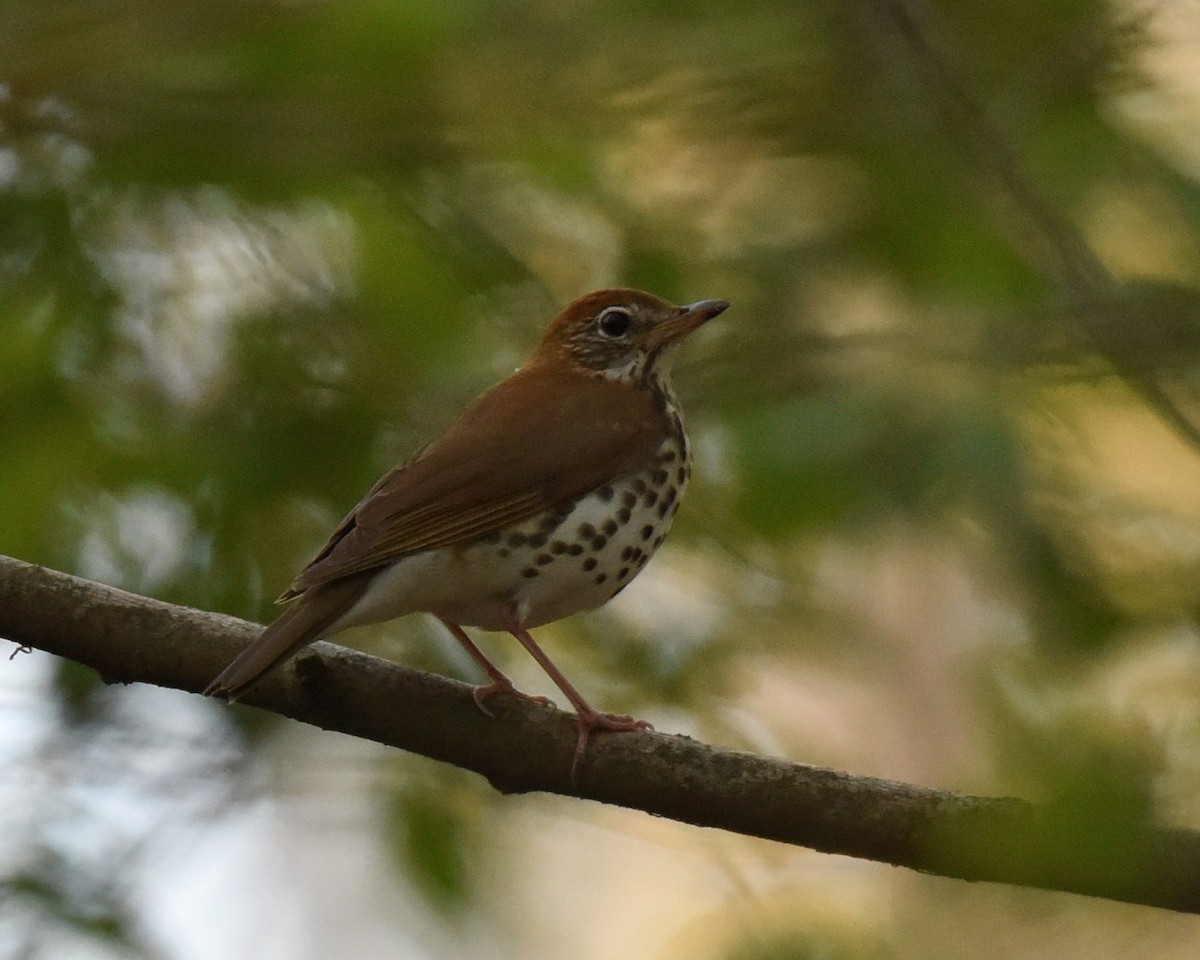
(205, 288), (729, 766)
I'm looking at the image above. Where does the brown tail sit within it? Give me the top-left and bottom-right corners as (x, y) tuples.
(204, 576), (367, 701)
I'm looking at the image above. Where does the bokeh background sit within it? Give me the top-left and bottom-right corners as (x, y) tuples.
(6, 0), (1200, 956)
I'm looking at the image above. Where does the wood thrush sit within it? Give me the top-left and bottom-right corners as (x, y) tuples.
(205, 288), (729, 765)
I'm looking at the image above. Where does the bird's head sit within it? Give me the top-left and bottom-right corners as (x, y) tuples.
(534, 288), (729, 386)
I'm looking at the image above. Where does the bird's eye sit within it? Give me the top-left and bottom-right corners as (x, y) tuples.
(597, 307), (632, 338)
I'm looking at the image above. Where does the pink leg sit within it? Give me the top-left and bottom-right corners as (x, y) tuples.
(437, 617), (553, 715)
(502, 605), (652, 772)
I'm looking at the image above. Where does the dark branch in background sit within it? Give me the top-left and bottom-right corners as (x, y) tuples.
(851, 0), (1200, 449)
(4, 554), (1200, 914)
(859, 0), (1111, 294)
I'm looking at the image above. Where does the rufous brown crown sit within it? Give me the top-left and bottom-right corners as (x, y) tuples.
(532, 288), (729, 384)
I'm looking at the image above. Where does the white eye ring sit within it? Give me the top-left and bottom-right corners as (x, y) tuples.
(597, 307), (632, 338)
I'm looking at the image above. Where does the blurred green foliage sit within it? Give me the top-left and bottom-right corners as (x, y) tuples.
(385, 768), (484, 915)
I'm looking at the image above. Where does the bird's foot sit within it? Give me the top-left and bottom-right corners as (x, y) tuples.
(571, 709), (654, 777)
(471, 677), (554, 717)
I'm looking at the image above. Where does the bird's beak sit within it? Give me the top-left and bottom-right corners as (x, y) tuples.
(646, 299), (730, 351)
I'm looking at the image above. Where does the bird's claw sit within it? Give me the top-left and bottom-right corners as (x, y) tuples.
(571, 711), (654, 779)
(471, 680), (554, 717)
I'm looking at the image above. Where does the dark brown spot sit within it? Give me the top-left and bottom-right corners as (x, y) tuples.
(653, 534), (665, 549)
(535, 553), (554, 566)
(595, 573), (608, 585)
(597, 485), (615, 502)
(663, 486), (678, 508)
(528, 533), (548, 548)
(617, 507), (631, 524)
(676, 466), (688, 484)
(652, 469), (669, 485)
(551, 540), (568, 554)
(660, 449), (677, 463)
(618, 567), (630, 580)
(540, 513), (565, 532)
(633, 478), (648, 494)
(670, 501), (681, 516)
(643, 490), (659, 507)
(657, 501), (669, 519)
(507, 533), (526, 548)
(498, 548), (510, 558)
(521, 567), (539, 579)
(620, 546), (634, 561)
(641, 524), (654, 541)
(568, 543), (584, 556)
(630, 548), (644, 562)
(636, 553), (649, 567)
(578, 522), (596, 539)
(622, 491), (638, 509)
(583, 557), (598, 571)
(592, 535), (608, 550)
(602, 518), (618, 536)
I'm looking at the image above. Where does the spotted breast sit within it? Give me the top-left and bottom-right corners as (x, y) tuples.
(472, 427), (690, 629)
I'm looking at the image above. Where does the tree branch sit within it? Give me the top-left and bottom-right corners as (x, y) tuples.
(3, 553), (1200, 913)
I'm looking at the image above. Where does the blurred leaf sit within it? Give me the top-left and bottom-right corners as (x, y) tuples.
(731, 387), (1020, 534)
(724, 927), (893, 960)
(6, 870), (141, 951)
(1017, 525), (1128, 655)
(385, 777), (476, 915)
(52, 658), (108, 725)
(2, 0), (476, 189)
